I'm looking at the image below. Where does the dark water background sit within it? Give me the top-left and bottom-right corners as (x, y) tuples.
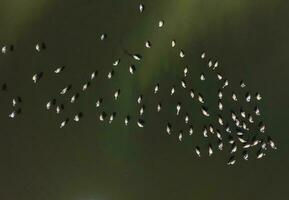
(0, 0), (288, 199)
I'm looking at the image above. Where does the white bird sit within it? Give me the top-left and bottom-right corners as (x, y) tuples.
(198, 94), (204, 104)
(114, 89), (120, 100)
(46, 101), (52, 110)
(248, 114), (254, 123)
(132, 54), (142, 61)
(178, 131), (183, 141)
(82, 82), (89, 91)
(209, 124), (214, 133)
(54, 66), (65, 74)
(200, 73), (205, 81)
(171, 40), (176, 47)
(189, 125), (193, 135)
(190, 89), (195, 99)
(32, 73), (41, 83)
(35, 43), (41, 52)
(256, 93), (262, 101)
(96, 98), (103, 107)
(74, 113), (81, 122)
(231, 112), (237, 121)
(100, 33), (106, 41)
(259, 122), (265, 133)
(236, 131), (244, 136)
(218, 100), (223, 111)
(243, 151), (249, 160)
(257, 149), (266, 159)
(255, 106), (260, 116)
(245, 92), (251, 102)
(222, 79), (229, 88)
(137, 95), (143, 104)
(109, 112), (116, 124)
(99, 112), (106, 121)
(195, 146), (201, 157)
(232, 92), (238, 101)
(124, 116), (130, 126)
(8, 111), (16, 119)
(216, 130), (222, 140)
(218, 116), (224, 126)
(240, 80), (246, 88)
(227, 156), (236, 165)
(185, 113), (189, 124)
(60, 86), (70, 95)
(181, 79), (187, 88)
(145, 41), (151, 48)
(166, 123), (171, 135)
(154, 84), (159, 94)
(139, 105), (145, 116)
(129, 65), (136, 74)
(230, 143), (237, 154)
(213, 61), (218, 70)
(90, 71), (97, 80)
(183, 67), (188, 77)
(201, 52), (205, 59)
(218, 90), (223, 99)
(139, 3), (144, 13)
(243, 143), (251, 149)
(176, 102), (181, 115)
(12, 98), (17, 107)
(60, 85), (70, 95)
(267, 136), (277, 150)
(137, 119), (145, 128)
(70, 94), (78, 103)
(208, 60), (213, 68)
(208, 144), (213, 156)
(60, 118), (68, 128)
(203, 127), (208, 137)
(179, 50), (185, 58)
(240, 109), (246, 118)
(218, 140), (223, 151)
(158, 20), (164, 28)
(56, 105), (61, 114)
(171, 86), (175, 95)
(1, 46), (7, 54)
(113, 59), (120, 66)
(217, 73), (223, 80)
(107, 70), (114, 79)
(157, 103), (162, 112)
(225, 125), (231, 133)
(261, 140), (267, 150)
(201, 107), (210, 117)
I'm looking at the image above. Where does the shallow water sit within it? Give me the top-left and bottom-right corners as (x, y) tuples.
(0, 0), (288, 199)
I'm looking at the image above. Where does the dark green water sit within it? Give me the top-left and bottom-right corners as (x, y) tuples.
(0, 0), (288, 199)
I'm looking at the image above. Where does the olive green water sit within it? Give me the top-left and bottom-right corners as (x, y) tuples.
(0, 0), (288, 199)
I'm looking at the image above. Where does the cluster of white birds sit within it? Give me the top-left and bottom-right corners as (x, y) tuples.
(1, 3), (277, 166)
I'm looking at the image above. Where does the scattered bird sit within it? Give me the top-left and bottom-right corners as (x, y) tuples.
(129, 65), (136, 75)
(35, 42), (46, 52)
(240, 80), (246, 88)
(176, 102), (181, 115)
(124, 115), (130, 126)
(32, 72), (43, 83)
(60, 85), (71, 95)
(227, 156), (236, 165)
(179, 50), (185, 58)
(60, 118), (69, 128)
(96, 98), (103, 107)
(137, 119), (145, 128)
(171, 40), (176, 47)
(113, 59), (120, 66)
(54, 66), (65, 74)
(145, 41), (151, 48)
(100, 33), (107, 41)
(201, 106), (210, 117)
(114, 89), (120, 100)
(200, 73), (205, 81)
(201, 52), (205, 59)
(256, 93), (262, 101)
(158, 20), (164, 28)
(139, 3), (144, 13)
(195, 146), (201, 157)
(109, 112), (116, 124)
(154, 83), (159, 94)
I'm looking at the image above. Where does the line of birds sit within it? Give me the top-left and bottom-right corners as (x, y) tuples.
(0, 3), (277, 165)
